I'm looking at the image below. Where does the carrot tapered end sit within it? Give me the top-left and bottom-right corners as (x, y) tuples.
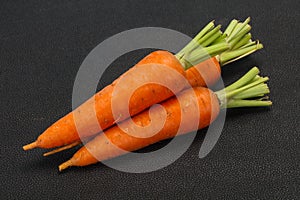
(43, 141), (81, 157)
(23, 141), (38, 151)
(59, 160), (73, 172)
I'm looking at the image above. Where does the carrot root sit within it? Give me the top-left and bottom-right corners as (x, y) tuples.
(23, 141), (38, 151)
(58, 160), (73, 172)
(43, 141), (81, 157)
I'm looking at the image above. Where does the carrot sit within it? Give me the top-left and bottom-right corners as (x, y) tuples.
(185, 56), (221, 87)
(23, 51), (187, 150)
(59, 67), (272, 171)
(23, 18), (262, 151)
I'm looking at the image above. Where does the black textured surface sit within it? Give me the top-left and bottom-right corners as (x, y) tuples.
(1, 0), (299, 199)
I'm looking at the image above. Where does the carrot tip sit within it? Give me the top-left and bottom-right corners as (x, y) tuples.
(58, 160), (73, 172)
(23, 141), (38, 151)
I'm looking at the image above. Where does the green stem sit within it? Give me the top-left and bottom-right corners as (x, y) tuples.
(177, 21), (215, 56)
(227, 17), (251, 41)
(182, 42), (230, 69)
(215, 67), (272, 109)
(198, 25), (221, 45)
(228, 24), (251, 47)
(249, 75), (262, 83)
(212, 33), (227, 45)
(201, 30), (222, 47)
(232, 83), (270, 99)
(219, 41), (263, 66)
(241, 41), (256, 48)
(225, 77), (269, 99)
(232, 33), (252, 50)
(194, 21), (215, 42)
(224, 66), (259, 92)
(175, 18), (262, 70)
(226, 99), (272, 108)
(224, 19), (238, 36)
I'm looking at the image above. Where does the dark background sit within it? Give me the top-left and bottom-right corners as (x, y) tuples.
(1, 0), (299, 199)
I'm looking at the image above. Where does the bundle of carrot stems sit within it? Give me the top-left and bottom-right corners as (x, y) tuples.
(23, 17), (272, 171)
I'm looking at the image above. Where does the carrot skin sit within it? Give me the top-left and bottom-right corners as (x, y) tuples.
(34, 51), (187, 149)
(66, 87), (220, 167)
(185, 57), (221, 87)
(27, 51), (222, 150)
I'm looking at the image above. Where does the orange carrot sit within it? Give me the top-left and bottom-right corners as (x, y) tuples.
(23, 18), (262, 151)
(42, 57), (221, 157)
(185, 57), (221, 87)
(23, 51), (186, 149)
(59, 67), (272, 171)
(60, 87), (219, 170)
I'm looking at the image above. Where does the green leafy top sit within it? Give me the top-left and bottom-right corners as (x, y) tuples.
(175, 17), (263, 70)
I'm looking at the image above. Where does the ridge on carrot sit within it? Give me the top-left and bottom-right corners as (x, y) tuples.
(58, 67), (272, 171)
(23, 17), (263, 153)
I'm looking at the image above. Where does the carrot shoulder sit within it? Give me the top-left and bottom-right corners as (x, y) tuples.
(185, 57), (221, 87)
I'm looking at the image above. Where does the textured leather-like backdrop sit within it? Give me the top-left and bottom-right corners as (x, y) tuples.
(1, 0), (299, 199)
